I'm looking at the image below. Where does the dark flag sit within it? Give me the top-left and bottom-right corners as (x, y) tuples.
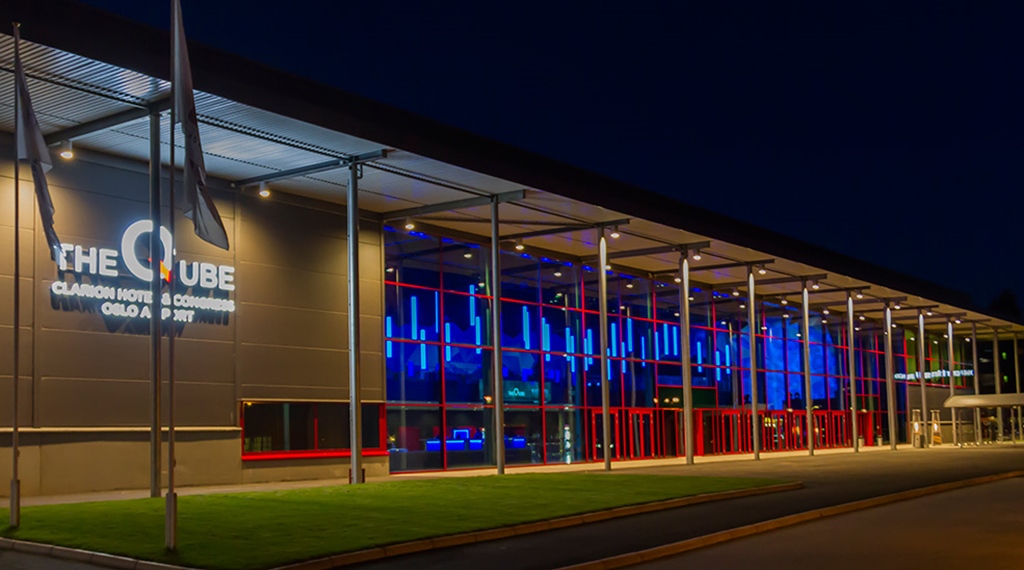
(14, 25), (61, 260)
(172, 0), (230, 250)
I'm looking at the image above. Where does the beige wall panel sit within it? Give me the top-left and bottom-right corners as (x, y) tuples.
(0, 327), (34, 377)
(37, 378), (148, 427)
(240, 304), (344, 351)
(237, 262), (346, 313)
(0, 177), (45, 237)
(0, 228), (36, 280)
(37, 329), (147, 380)
(172, 382), (238, 427)
(238, 344), (344, 389)
(0, 376), (35, 427)
(38, 437), (149, 494)
(241, 455), (386, 485)
(170, 433), (242, 487)
(239, 206), (346, 275)
(240, 384), (346, 402)
(0, 433), (42, 496)
(358, 241), (381, 277)
(0, 276), (34, 327)
(173, 338), (235, 386)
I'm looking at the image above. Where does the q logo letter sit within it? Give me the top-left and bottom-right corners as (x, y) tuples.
(121, 220), (174, 282)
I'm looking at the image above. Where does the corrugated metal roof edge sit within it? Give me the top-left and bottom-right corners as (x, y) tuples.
(4, 0), (1021, 329)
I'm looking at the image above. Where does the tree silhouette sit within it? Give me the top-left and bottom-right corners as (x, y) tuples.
(988, 289), (1023, 319)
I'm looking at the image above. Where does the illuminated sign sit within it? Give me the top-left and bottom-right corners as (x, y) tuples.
(893, 369), (974, 381)
(50, 219), (235, 323)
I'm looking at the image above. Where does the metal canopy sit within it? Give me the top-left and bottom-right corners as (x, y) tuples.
(0, 22), (1023, 335)
(945, 394), (1024, 408)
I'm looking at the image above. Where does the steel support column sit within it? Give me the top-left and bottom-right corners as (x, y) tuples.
(848, 294), (859, 452)
(748, 270), (760, 460)
(347, 163), (363, 483)
(994, 330), (1003, 441)
(490, 199), (505, 474)
(679, 255), (694, 464)
(918, 311), (928, 447)
(884, 305), (897, 450)
(148, 110), (162, 497)
(972, 324), (981, 444)
(947, 320), (957, 446)
(599, 229), (612, 470)
(802, 283), (813, 455)
(1014, 333), (1021, 444)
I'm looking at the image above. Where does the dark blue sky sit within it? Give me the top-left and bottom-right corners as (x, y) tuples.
(82, 0), (1024, 309)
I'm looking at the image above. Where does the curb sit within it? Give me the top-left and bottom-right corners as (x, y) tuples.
(0, 536), (194, 570)
(556, 470), (1024, 570)
(0, 482), (800, 570)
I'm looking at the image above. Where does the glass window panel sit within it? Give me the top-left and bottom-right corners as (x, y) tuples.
(387, 406), (443, 472)
(445, 346), (492, 404)
(386, 341), (442, 403)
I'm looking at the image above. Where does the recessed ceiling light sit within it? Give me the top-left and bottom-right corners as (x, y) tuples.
(553, 271), (563, 278)
(514, 239), (525, 251)
(609, 226), (620, 239)
(404, 219), (415, 230)
(58, 140), (74, 160)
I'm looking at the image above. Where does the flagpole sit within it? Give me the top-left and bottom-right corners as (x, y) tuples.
(10, 21), (22, 529)
(166, 3), (178, 547)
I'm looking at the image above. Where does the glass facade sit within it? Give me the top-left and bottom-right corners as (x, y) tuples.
(383, 227), (975, 472)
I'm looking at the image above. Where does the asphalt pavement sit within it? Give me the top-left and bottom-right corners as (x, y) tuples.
(636, 476), (1024, 570)
(347, 445), (1024, 570)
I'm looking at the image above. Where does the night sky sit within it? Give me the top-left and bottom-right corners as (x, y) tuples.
(79, 1), (1024, 310)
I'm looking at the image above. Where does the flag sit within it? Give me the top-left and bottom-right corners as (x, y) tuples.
(14, 26), (61, 261)
(172, 0), (229, 250)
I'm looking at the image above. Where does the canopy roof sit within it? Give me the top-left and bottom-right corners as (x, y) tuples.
(944, 394), (1024, 408)
(1, 0), (1022, 337)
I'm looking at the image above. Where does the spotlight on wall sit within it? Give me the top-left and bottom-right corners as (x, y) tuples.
(553, 270), (563, 278)
(732, 288), (740, 297)
(385, 267), (394, 273)
(859, 314), (866, 321)
(926, 310), (934, 316)
(783, 313), (791, 318)
(609, 226), (621, 239)
(757, 265), (767, 275)
(258, 182), (270, 198)
(674, 312), (680, 317)
(58, 140), (74, 160)
(625, 282), (634, 289)
(692, 249), (702, 261)
(954, 318), (962, 324)
(514, 239), (525, 251)
(674, 276), (682, 283)
(855, 290), (864, 299)
(688, 296), (695, 301)
(463, 251), (473, 259)
(855, 326), (861, 332)
(739, 304), (746, 309)
(893, 302), (901, 310)
(811, 281), (820, 290)
(823, 308), (830, 315)
(478, 280), (486, 288)
(780, 297), (788, 305)
(821, 319), (828, 324)
(404, 218), (416, 230)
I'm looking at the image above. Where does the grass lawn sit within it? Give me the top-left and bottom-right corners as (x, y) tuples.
(1, 473), (782, 570)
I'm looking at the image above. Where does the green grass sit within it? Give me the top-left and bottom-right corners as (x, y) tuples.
(1, 473), (781, 570)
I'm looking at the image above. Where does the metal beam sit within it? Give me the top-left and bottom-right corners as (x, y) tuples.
(668, 258), (775, 274)
(717, 273), (828, 290)
(382, 190), (526, 221)
(413, 217), (580, 227)
(804, 286), (871, 296)
(583, 241), (711, 262)
(231, 159), (344, 187)
(503, 218), (631, 242)
(43, 97), (171, 144)
(810, 297), (907, 311)
(891, 312), (968, 322)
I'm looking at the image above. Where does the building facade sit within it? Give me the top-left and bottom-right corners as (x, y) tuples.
(0, 0), (1018, 496)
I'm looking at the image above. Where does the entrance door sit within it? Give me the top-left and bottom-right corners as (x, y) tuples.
(625, 410), (656, 459)
(589, 410), (619, 460)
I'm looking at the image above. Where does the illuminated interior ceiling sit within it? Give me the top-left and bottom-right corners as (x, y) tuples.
(0, 26), (1019, 338)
